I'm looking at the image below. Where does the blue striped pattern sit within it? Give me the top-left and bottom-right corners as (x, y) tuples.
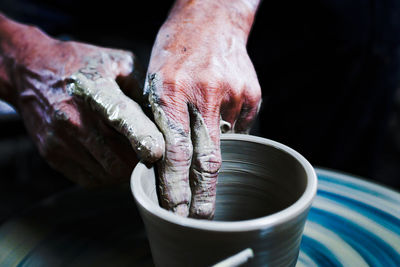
(0, 168), (399, 266)
(297, 168), (400, 267)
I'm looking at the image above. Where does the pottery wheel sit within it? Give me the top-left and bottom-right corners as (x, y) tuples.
(0, 169), (399, 266)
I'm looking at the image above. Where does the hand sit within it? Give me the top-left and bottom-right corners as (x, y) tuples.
(1, 22), (164, 186)
(145, 0), (261, 218)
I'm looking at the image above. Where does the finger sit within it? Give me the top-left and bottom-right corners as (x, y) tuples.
(220, 102), (242, 133)
(42, 105), (116, 186)
(104, 49), (136, 78)
(80, 119), (138, 182)
(42, 135), (108, 186)
(71, 143), (124, 186)
(96, 118), (140, 167)
(48, 159), (98, 187)
(220, 88), (243, 133)
(220, 101), (242, 126)
(234, 89), (262, 133)
(68, 72), (165, 163)
(189, 104), (221, 219)
(78, 113), (138, 182)
(220, 118), (232, 133)
(146, 75), (192, 217)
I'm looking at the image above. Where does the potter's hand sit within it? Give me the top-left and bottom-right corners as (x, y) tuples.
(145, 0), (261, 218)
(0, 15), (164, 186)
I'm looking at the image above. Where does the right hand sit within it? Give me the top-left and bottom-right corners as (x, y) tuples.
(145, 0), (261, 218)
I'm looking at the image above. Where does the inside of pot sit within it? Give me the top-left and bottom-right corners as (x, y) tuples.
(213, 139), (308, 221)
(138, 138), (309, 222)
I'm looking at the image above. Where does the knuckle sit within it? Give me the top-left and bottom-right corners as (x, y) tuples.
(243, 88), (262, 110)
(252, 90), (262, 104)
(122, 50), (134, 60)
(196, 80), (222, 100)
(146, 73), (188, 104)
(162, 77), (188, 96)
(193, 150), (221, 177)
(228, 87), (242, 101)
(107, 50), (135, 74)
(251, 85), (262, 100)
(244, 82), (262, 100)
(121, 52), (134, 68)
(159, 95), (187, 115)
(165, 141), (193, 168)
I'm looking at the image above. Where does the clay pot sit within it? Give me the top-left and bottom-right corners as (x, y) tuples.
(131, 134), (317, 267)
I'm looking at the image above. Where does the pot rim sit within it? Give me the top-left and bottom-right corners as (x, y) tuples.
(131, 134), (317, 232)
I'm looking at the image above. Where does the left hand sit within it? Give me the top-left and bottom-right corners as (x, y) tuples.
(1, 23), (164, 186)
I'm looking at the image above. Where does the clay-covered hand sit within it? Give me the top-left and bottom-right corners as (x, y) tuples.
(0, 22), (164, 186)
(145, 0), (261, 218)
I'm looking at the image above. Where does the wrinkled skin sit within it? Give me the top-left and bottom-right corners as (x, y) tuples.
(0, 17), (164, 186)
(146, 0), (261, 218)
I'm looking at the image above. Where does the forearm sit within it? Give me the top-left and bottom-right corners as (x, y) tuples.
(0, 13), (54, 105)
(164, 0), (260, 42)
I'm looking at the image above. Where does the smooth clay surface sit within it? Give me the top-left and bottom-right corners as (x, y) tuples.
(131, 134), (317, 267)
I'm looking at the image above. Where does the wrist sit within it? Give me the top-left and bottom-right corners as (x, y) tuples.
(0, 13), (56, 105)
(164, 0), (260, 43)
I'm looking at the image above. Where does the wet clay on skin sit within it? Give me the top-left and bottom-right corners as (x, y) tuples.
(143, 0), (262, 219)
(146, 72), (221, 219)
(68, 54), (165, 163)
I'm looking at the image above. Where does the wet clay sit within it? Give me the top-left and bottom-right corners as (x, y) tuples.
(145, 72), (222, 218)
(131, 134), (317, 267)
(145, 73), (192, 216)
(68, 55), (164, 163)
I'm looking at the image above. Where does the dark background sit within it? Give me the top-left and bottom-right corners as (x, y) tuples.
(1, 0), (400, 224)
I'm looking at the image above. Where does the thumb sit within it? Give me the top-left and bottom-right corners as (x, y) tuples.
(68, 72), (165, 163)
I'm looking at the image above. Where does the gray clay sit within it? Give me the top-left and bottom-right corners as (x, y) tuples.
(131, 134), (317, 267)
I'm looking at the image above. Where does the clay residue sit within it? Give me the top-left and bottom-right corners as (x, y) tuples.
(146, 73), (192, 217)
(188, 105), (220, 219)
(67, 56), (164, 163)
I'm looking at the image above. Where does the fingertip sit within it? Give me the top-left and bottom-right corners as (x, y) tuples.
(190, 201), (215, 219)
(173, 203), (189, 217)
(135, 132), (165, 163)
